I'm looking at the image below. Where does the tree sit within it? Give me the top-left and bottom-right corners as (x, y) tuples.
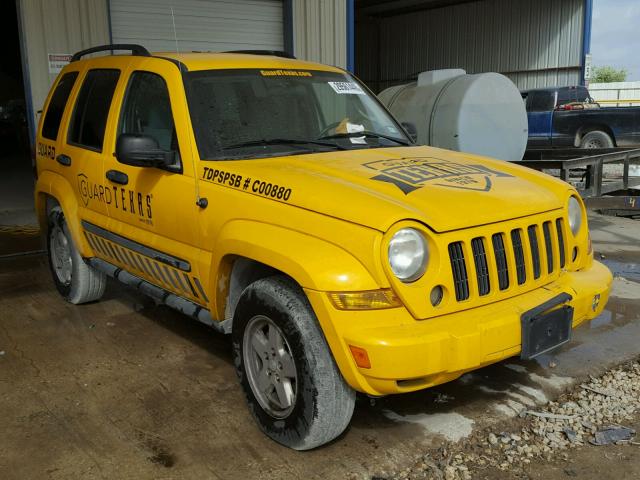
(591, 66), (628, 83)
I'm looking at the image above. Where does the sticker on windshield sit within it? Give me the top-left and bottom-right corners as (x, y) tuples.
(328, 81), (365, 95)
(260, 70), (312, 77)
(346, 122), (367, 144)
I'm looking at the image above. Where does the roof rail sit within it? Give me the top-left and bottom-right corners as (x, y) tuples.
(71, 44), (151, 62)
(223, 50), (296, 59)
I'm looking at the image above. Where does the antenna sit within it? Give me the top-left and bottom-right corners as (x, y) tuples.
(171, 6), (180, 54)
(170, 5), (204, 207)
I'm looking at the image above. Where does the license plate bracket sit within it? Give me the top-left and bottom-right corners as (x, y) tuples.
(521, 293), (574, 360)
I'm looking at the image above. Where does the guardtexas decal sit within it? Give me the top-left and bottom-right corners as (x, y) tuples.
(364, 157), (513, 194)
(77, 173), (153, 224)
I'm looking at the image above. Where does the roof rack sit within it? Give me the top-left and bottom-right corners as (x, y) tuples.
(71, 44), (151, 62)
(223, 50), (296, 59)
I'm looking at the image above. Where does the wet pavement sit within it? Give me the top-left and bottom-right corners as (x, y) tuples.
(0, 225), (43, 256)
(0, 212), (638, 479)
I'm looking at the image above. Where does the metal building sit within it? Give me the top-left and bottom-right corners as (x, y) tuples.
(355, 0), (592, 92)
(15, 0), (349, 145)
(14, 0), (591, 144)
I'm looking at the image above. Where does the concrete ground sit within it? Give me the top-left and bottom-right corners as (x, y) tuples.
(0, 212), (638, 479)
(0, 150), (37, 226)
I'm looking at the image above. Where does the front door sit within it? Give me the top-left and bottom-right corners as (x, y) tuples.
(95, 62), (206, 306)
(525, 91), (556, 148)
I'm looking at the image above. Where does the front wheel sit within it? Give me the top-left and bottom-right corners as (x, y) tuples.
(232, 276), (355, 450)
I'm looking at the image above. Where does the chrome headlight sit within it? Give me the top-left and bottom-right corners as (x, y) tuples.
(568, 196), (582, 236)
(388, 228), (428, 282)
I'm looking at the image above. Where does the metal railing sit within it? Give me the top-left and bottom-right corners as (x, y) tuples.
(514, 149), (640, 198)
(595, 99), (640, 107)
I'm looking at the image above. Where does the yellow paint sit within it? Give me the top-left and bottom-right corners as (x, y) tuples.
(34, 52), (612, 396)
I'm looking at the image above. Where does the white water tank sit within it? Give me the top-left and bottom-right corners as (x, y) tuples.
(378, 69), (528, 161)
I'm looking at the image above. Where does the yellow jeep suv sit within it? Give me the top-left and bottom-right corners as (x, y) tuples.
(35, 44), (612, 450)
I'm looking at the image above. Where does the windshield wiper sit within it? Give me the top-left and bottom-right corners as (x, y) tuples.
(318, 130), (410, 146)
(221, 138), (348, 151)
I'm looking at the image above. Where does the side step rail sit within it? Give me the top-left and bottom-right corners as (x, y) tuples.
(87, 257), (231, 334)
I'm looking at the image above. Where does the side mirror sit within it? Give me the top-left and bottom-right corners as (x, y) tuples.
(115, 133), (175, 168)
(401, 122), (418, 143)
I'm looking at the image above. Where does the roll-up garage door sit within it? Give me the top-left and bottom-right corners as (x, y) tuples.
(109, 0), (284, 53)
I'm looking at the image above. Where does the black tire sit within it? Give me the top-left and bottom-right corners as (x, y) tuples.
(580, 130), (614, 149)
(232, 276), (355, 450)
(47, 206), (106, 304)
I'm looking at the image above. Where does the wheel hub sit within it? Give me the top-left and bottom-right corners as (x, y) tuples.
(50, 223), (72, 285)
(243, 315), (298, 419)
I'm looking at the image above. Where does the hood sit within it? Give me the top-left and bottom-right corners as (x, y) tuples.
(223, 145), (570, 233)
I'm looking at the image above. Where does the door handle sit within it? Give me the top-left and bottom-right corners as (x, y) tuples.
(106, 169), (128, 185)
(56, 154), (71, 166)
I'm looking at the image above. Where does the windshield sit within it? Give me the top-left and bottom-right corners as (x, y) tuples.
(184, 68), (410, 160)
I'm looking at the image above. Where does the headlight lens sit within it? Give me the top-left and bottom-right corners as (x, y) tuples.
(568, 196), (582, 236)
(388, 228), (428, 282)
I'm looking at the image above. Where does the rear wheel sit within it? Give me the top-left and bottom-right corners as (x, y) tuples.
(580, 130), (614, 149)
(232, 276), (355, 450)
(47, 206), (106, 304)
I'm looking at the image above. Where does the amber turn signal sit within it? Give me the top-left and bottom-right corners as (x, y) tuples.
(328, 289), (401, 310)
(349, 345), (371, 369)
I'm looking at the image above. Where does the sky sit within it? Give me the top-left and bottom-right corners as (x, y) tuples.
(592, 0), (640, 81)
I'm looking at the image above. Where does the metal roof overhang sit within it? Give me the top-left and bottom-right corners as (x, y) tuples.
(355, 0), (485, 17)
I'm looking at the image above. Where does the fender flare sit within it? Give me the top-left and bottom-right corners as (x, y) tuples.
(209, 219), (382, 318)
(34, 170), (92, 256)
(574, 124), (616, 147)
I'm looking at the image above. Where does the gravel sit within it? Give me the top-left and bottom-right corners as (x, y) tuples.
(373, 360), (640, 480)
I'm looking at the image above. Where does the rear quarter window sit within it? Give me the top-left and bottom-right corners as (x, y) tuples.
(41, 71), (79, 141)
(556, 89), (576, 106)
(527, 91), (556, 112)
(68, 69), (120, 151)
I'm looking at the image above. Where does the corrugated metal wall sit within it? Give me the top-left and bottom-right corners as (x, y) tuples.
(356, 0), (585, 92)
(110, 0), (284, 53)
(18, 0), (110, 132)
(293, 0), (347, 68)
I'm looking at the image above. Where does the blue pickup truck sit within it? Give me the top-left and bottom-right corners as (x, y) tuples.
(522, 86), (640, 150)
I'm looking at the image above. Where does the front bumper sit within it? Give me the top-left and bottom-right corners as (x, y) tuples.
(305, 260), (612, 396)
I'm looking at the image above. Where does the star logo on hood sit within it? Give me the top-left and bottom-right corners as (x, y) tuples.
(364, 157), (513, 194)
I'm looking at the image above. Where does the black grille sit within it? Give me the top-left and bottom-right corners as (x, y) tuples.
(511, 229), (527, 285)
(447, 217), (567, 303)
(449, 242), (469, 301)
(471, 237), (490, 296)
(528, 225), (541, 279)
(543, 221), (554, 274)
(492, 233), (509, 290)
(556, 219), (566, 268)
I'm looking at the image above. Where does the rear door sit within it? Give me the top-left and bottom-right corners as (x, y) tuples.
(56, 64), (125, 230)
(37, 69), (81, 184)
(97, 59), (205, 306)
(526, 90), (556, 147)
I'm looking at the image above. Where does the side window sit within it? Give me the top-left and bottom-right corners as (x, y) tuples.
(42, 71), (79, 141)
(68, 69), (120, 151)
(528, 91), (555, 112)
(119, 71), (179, 156)
(556, 89), (576, 107)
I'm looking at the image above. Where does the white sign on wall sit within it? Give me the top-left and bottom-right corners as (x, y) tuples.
(48, 53), (72, 74)
(584, 53), (593, 81)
